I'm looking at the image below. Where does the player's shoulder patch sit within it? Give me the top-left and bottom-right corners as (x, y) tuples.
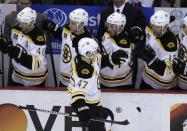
(81, 69), (90, 75)
(119, 39), (127, 45)
(167, 42), (175, 49)
(36, 35), (45, 42)
(27, 27), (46, 45)
(159, 30), (178, 52)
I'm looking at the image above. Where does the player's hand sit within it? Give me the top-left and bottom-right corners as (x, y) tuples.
(7, 45), (21, 59)
(138, 45), (156, 65)
(0, 36), (9, 54)
(172, 57), (185, 75)
(42, 19), (58, 32)
(130, 26), (145, 45)
(72, 99), (90, 123)
(111, 50), (128, 65)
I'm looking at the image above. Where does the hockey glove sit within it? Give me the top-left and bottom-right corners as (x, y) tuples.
(0, 36), (9, 54)
(42, 19), (58, 32)
(130, 26), (145, 46)
(172, 57), (186, 75)
(8, 45), (33, 69)
(138, 45), (156, 66)
(110, 50), (128, 65)
(72, 99), (90, 124)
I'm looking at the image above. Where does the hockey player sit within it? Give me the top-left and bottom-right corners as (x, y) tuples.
(68, 37), (128, 131)
(0, 7), (47, 86)
(43, 8), (91, 87)
(99, 12), (133, 88)
(139, 10), (178, 89)
(174, 16), (187, 89)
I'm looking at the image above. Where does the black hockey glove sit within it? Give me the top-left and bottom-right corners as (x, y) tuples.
(130, 26), (145, 46)
(42, 19), (58, 32)
(7, 45), (21, 59)
(0, 36), (9, 54)
(110, 50), (128, 65)
(72, 99), (90, 124)
(138, 45), (156, 65)
(172, 57), (186, 75)
(7, 45), (33, 69)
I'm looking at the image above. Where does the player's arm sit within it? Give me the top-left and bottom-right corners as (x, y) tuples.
(172, 43), (187, 75)
(0, 35), (33, 69)
(138, 44), (168, 76)
(68, 61), (90, 124)
(101, 50), (128, 68)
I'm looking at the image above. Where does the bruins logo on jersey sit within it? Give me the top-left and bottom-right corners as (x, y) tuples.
(37, 36), (44, 42)
(81, 69), (90, 75)
(62, 44), (72, 63)
(167, 42), (175, 48)
(120, 39), (127, 45)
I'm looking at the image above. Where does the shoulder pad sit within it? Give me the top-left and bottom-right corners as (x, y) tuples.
(27, 27), (46, 45)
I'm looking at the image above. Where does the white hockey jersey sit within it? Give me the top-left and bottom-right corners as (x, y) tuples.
(143, 28), (178, 89)
(68, 54), (101, 105)
(100, 32), (132, 87)
(59, 27), (77, 86)
(11, 26), (48, 86)
(59, 25), (91, 86)
(178, 31), (187, 89)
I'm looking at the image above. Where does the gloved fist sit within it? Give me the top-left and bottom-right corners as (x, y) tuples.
(0, 36), (9, 54)
(172, 57), (186, 75)
(130, 26), (145, 44)
(42, 19), (58, 32)
(7, 45), (21, 60)
(72, 99), (90, 123)
(138, 45), (156, 65)
(111, 50), (128, 65)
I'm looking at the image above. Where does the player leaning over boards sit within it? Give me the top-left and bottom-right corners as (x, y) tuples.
(42, 8), (92, 87)
(0, 7), (48, 86)
(138, 10), (178, 89)
(68, 37), (128, 131)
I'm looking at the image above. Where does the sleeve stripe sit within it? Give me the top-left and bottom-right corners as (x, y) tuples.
(32, 55), (37, 70)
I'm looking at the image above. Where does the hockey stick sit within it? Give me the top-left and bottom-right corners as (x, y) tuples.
(90, 118), (129, 125)
(47, 34), (58, 87)
(92, 106), (142, 125)
(0, 21), (5, 86)
(19, 105), (134, 125)
(43, 14), (58, 87)
(19, 105), (77, 117)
